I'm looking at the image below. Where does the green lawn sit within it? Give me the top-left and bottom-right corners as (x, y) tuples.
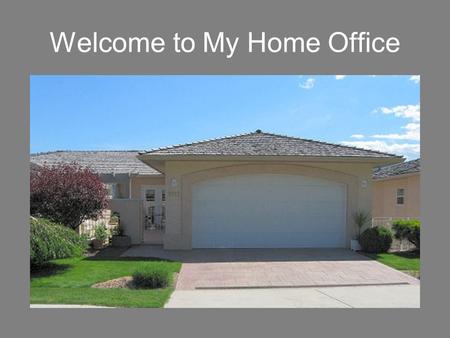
(364, 251), (420, 272)
(30, 256), (181, 308)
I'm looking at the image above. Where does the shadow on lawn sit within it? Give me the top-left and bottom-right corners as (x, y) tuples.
(85, 246), (173, 262)
(391, 250), (420, 259)
(30, 263), (71, 279)
(85, 256), (170, 262)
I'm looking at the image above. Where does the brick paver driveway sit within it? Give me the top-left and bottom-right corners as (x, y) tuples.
(122, 246), (419, 290)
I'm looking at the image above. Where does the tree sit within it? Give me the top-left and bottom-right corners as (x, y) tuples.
(30, 163), (108, 230)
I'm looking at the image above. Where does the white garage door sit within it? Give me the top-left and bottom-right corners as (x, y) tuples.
(192, 174), (346, 248)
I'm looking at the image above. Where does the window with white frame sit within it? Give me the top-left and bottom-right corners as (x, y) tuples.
(396, 188), (405, 205)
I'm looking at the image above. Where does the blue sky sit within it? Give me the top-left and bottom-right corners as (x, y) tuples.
(30, 75), (420, 159)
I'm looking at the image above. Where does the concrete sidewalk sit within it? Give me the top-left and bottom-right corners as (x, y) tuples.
(30, 304), (114, 308)
(165, 284), (420, 308)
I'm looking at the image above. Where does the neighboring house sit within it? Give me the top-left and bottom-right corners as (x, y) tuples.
(30, 150), (164, 199)
(30, 151), (165, 241)
(372, 158), (421, 221)
(30, 131), (402, 249)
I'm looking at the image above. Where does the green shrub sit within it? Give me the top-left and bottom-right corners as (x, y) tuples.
(359, 226), (393, 253)
(94, 223), (109, 242)
(392, 219), (420, 249)
(30, 217), (88, 269)
(132, 266), (170, 289)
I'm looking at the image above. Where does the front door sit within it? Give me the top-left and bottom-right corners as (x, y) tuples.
(141, 186), (166, 233)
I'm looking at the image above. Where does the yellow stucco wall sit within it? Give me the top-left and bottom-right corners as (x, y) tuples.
(373, 174), (420, 218)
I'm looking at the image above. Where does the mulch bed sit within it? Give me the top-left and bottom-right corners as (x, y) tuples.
(92, 276), (134, 289)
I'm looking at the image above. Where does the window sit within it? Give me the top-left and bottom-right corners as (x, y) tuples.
(162, 189), (166, 202)
(104, 183), (118, 199)
(145, 189), (156, 201)
(396, 188), (405, 205)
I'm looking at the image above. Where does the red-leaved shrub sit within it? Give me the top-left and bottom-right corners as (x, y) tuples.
(30, 163), (108, 229)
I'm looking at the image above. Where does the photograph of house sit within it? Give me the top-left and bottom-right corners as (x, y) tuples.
(29, 75), (421, 308)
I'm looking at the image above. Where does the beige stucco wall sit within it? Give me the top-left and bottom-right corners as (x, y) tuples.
(373, 174), (420, 218)
(108, 199), (144, 245)
(161, 160), (376, 249)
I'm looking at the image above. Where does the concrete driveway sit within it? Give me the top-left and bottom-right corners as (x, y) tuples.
(122, 246), (419, 290)
(165, 285), (420, 308)
(122, 246), (420, 308)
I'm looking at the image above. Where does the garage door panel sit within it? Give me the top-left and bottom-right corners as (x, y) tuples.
(192, 174), (346, 248)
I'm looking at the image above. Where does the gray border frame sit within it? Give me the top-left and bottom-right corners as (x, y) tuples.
(1, 0), (449, 337)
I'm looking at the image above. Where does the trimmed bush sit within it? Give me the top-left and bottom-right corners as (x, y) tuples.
(359, 226), (393, 253)
(30, 217), (89, 269)
(392, 219), (420, 249)
(132, 266), (170, 289)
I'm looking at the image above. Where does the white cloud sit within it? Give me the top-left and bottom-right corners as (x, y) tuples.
(350, 134), (365, 139)
(375, 104), (420, 122)
(299, 78), (315, 90)
(409, 75), (420, 84)
(372, 122), (420, 141)
(341, 140), (420, 159)
(335, 75), (346, 80)
(343, 103), (420, 159)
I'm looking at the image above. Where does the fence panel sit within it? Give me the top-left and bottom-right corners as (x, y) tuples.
(79, 209), (118, 239)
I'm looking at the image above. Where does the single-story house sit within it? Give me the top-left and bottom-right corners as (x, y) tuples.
(31, 131), (403, 249)
(372, 158), (420, 220)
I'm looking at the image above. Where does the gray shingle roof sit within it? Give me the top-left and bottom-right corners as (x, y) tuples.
(373, 158), (420, 179)
(30, 162), (41, 172)
(142, 131), (401, 158)
(30, 151), (160, 175)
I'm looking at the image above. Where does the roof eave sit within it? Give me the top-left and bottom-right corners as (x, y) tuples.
(129, 172), (165, 178)
(137, 154), (166, 174)
(373, 171), (420, 181)
(139, 153), (403, 163)
(93, 171), (163, 177)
